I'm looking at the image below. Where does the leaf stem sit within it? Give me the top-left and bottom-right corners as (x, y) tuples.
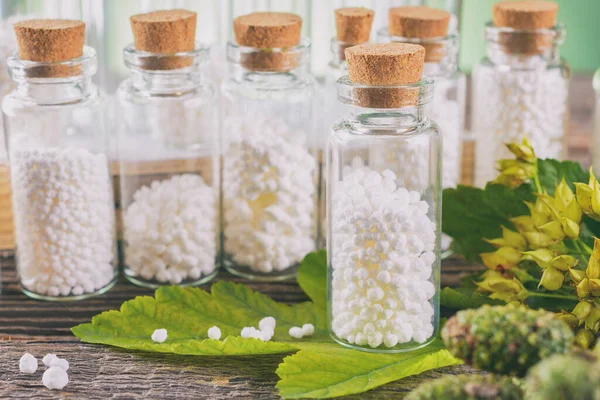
(525, 291), (578, 301)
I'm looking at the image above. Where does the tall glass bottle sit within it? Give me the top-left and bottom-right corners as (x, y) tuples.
(117, 10), (219, 288)
(472, 1), (569, 186)
(4, 20), (116, 300)
(378, 6), (465, 189)
(319, 7), (374, 248)
(221, 12), (318, 281)
(327, 43), (441, 352)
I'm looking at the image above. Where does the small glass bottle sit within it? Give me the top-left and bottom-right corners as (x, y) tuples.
(328, 43), (441, 352)
(4, 20), (116, 300)
(117, 10), (219, 288)
(472, 1), (569, 187)
(378, 6), (465, 189)
(593, 68), (600, 172)
(319, 7), (374, 248)
(221, 12), (318, 281)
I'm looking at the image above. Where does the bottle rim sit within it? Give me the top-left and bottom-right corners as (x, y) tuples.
(7, 45), (97, 81)
(226, 37), (311, 71)
(336, 76), (435, 108)
(484, 21), (566, 46)
(123, 42), (210, 73)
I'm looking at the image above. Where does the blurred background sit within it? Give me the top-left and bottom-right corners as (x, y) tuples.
(2, 0), (599, 91)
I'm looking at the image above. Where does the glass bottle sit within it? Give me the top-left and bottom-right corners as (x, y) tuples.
(3, 45), (116, 300)
(377, 27), (465, 189)
(221, 19), (318, 281)
(472, 22), (569, 187)
(116, 43), (219, 288)
(327, 75), (441, 352)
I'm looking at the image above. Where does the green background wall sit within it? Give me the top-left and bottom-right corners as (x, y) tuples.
(459, 0), (600, 73)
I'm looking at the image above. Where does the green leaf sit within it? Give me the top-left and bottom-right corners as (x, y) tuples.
(440, 287), (503, 310)
(442, 184), (530, 262)
(276, 339), (461, 399)
(72, 282), (327, 356)
(536, 158), (588, 194)
(297, 249), (327, 307)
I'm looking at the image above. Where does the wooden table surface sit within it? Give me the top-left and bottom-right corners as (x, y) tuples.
(0, 74), (596, 399)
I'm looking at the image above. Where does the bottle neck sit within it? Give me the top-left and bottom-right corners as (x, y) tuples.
(346, 104), (428, 133)
(130, 68), (202, 95)
(14, 76), (95, 105)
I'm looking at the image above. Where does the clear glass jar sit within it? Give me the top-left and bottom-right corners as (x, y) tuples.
(116, 44), (219, 288)
(221, 39), (318, 281)
(327, 77), (441, 352)
(377, 27), (465, 189)
(593, 68), (600, 172)
(3, 47), (117, 300)
(473, 23), (570, 187)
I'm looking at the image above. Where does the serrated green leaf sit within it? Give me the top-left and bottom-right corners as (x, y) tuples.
(276, 339), (461, 399)
(536, 158), (588, 194)
(440, 287), (504, 309)
(297, 249), (327, 307)
(72, 282), (327, 355)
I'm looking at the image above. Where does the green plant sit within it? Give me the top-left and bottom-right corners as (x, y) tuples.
(405, 374), (523, 400)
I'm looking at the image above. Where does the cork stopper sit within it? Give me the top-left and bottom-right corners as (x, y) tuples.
(492, 1), (558, 54)
(345, 43), (426, 108)
(388, 7), (451, 62)
(335, 8), (374, 44)
(14, 19), (85, 77)
(130, 9), (197, 70)
(233, 12), (303, 72)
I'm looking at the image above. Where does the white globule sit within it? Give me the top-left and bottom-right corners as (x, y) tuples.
(428, 78), (462, 189)
(151, 328), (168, 343)
(10, 148), (115, 297)
(207, 326), (221, 340)
(124, 174), (216, 284)
(331, 164), (437, 348)
(223, 116), (316, 273)
(19, 353), (38, 374)
(42, 366), (69, 390)
(473, 62), (568, 186)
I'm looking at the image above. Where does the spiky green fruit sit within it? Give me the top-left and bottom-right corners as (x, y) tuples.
(405, 374), (524, 400)
(526, 351), (600, 400)
(442, 305), (573, 377)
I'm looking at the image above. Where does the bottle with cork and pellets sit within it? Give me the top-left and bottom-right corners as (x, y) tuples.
(221, 12), (318, 281)
(318, 7), (374, 248)
(378, 6), (465, 190)
(472, 0), (569, 187)
(116, 10), (219, 288)
(3, 19), (117, 300)
(327, 43), (441, 352)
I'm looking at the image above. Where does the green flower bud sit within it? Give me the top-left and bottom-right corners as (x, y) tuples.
(506, 137), (536, 163)
(586, 237), (600, 279)
(484, 226), (527, 250)
(510, 216), (537, 233)
(551, 255), (578, 271)
(589, 279), (600, 297)
(521, 248), (554, 269)
(539, 220), (565, 240)
(570, 269), (587, 284)
(480, 247), (521, 270)
(577, 278), (591, 298)
(476, 271), (526, 302)
(524, 231), (555, 249)
(561, 217), (580, 239)
(572, 301), (593, 320)
(584, 306), (600, 331)
(527, 199), (552, 227)
(556, 312), (580, 330)
(539, 267), (565, 291)
(563, 198), (583, 224)
(555, 179), (575, 208)
(574, 182), (593, 215)
(574, 328), (596, 349)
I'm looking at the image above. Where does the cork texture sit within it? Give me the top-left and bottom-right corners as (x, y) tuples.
(389, 6), (451, 38)
(130, 9), (197, 70)
(493, 1), (558, 29)
(493, 1), (558, 54)
(233, 12), (302, 48)
(335, 8), (374, 44)
(345, 43), (425, 108)
(233, 12), (302, 72)
(14, 19), (85, 77)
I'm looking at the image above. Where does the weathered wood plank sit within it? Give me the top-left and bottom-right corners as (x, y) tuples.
(0, 340), (477, 399)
